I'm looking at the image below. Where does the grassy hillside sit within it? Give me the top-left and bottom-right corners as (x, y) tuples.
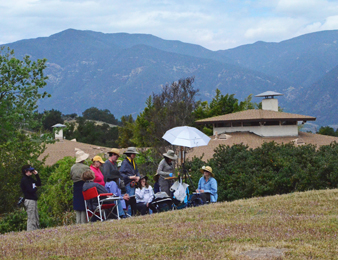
(1, 189), (338, 259)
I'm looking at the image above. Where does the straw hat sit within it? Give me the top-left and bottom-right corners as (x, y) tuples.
(108, 148), (120, 156)
(92, 155), (105, 164)
(200, 166), (214, 177)
(123, 147), (139, 154)
(163, 150), (177, 160)
(75, 150), (89, 163)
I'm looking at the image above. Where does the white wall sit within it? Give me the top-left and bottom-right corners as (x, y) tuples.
(262, 99), (278, 111)
(54, 129), (64, 140)
(214, 125), (298, 137)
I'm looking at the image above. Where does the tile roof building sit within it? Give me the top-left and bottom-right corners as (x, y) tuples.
(187, 91), (337, 161)
(196, 91), (316, 138)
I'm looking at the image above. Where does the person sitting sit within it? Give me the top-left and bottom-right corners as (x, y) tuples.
(90, 155), (105, 186)
(82, 169), (109, 221)
(135, 175), (154, 215)
(194, 166), (218, 204)
(105, 170), (130, 219)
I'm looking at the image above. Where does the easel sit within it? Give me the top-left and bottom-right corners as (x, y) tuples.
(179, 146), (195, 191)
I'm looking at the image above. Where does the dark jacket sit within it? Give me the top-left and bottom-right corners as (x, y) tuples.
(101, 160), (118, 183)
(20, 174), (41, 201)
(120, 158), (140, 185)
(83, 181), (109, 211)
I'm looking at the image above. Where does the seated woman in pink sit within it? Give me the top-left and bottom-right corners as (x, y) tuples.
(90, 156), (105, 186)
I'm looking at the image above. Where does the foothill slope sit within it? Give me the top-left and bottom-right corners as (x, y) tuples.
(1, 189), (337, 259)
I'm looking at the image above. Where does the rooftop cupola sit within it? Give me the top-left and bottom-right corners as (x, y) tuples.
(255, 91), (283, 112)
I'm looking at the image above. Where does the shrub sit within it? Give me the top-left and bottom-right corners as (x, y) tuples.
(38, 156), (78, 226)
(0, 208), (27, 234)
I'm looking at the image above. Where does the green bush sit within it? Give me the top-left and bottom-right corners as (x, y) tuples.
(185, 141), (338, 202)
(0, 208), (27, 234)
(38, 156), (78, 226)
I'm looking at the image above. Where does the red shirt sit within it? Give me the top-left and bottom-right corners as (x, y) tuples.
(90, 165), (105, 186)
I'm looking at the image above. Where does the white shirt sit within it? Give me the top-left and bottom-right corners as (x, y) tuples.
(135, 186), (154, 204)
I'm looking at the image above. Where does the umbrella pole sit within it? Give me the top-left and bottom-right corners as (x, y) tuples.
(181, 148), (195, 191)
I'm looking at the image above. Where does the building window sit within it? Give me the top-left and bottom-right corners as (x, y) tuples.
(265, 121), (280, 126)
(215, 122), (231, 127)
(232, 122), (242, 127)
(243, 121), (260, 126)
(281, 121), (297, 125)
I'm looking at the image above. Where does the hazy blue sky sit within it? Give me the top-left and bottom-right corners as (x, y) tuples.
(1, 0), (338, 50)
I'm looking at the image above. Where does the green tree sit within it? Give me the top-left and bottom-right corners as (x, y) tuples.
(194, 89), (256, 134)
(118, 114), (136, 147)
(82, 107), (120, 125)
(132, 77), (199, 153)
(0, 47), (50, 213)
(42, 109), (64, 131)
(317, 126), (338, 137)
(64, 117), (119, 147)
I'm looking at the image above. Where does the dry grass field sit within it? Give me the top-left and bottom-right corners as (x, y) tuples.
(1, 189), (337, 259)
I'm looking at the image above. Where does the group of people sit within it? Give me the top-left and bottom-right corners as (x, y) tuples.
(20, 146), (218, 230)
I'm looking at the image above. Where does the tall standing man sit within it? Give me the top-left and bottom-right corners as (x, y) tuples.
(101, 148), (120, 183)
(20, 165), (41, 231)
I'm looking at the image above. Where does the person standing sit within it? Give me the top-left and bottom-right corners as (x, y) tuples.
(101, 148), (120, 183)
(20, 165), (41, 231)
(70, 149), (90, 224)
(90, 155), (105, 186)
(120, 147), (140, 216)
(157, 150), (177, 197)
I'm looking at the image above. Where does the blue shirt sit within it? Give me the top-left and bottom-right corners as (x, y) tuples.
(105, 180), (127, 210)
(198, 177), (218, 202)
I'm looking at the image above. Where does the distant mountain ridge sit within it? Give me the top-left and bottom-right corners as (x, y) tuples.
(3, 29), (338, 125)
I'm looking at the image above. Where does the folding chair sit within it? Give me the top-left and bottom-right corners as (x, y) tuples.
(82, 187), (119, 222)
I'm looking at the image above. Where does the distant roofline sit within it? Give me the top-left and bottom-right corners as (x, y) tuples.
(195, 109), (316, 124)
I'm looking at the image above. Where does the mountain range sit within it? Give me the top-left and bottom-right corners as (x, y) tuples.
(3, 29), (338, 126)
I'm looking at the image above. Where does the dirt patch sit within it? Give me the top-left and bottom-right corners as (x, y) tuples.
(240, 247), (287, 259)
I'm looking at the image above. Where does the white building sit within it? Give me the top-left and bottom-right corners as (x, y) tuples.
(52, 123), (66, 140)
(196, 91), (316, 138)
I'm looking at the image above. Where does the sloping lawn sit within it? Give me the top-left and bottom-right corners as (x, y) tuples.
(1, 189), (337, 259)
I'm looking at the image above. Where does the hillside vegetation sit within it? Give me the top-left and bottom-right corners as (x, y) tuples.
(1, 189), (337, 259)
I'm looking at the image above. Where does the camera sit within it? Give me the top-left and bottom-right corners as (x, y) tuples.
(17, 197), (25, 206)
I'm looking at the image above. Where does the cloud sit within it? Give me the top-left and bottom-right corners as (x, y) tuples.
(1, 0), (338, 50)
(276, 0), (338, 18)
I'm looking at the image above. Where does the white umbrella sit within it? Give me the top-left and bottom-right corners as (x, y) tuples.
(162, 126), (211, 148)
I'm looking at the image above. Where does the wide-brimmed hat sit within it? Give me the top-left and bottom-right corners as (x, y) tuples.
(163, 150), (177, 160)
(108, 148), (120, 156)
(200, 166), (214, 177)
(123, 147), (139, 154)
(92, 155), (105, 164)
(75, 149), (89, 163)
(107, 170), (121, 182)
